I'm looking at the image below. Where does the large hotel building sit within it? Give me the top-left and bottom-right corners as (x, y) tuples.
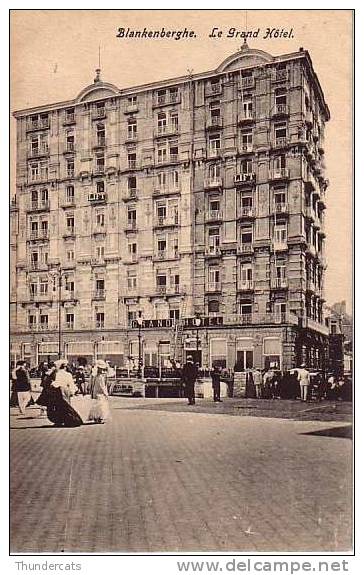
(10, 43), (330, 371)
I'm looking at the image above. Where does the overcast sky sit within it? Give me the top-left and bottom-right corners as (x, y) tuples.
(10, 9), (353, 313)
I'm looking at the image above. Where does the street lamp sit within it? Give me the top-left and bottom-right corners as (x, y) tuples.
(195, 314), (202, 366)
(49, 265), (68, 359)
(136, 311), (143, 378)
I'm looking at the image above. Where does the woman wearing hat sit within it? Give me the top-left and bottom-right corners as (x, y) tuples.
(46, 360), (82, 427)
(88, 360), (111, 423)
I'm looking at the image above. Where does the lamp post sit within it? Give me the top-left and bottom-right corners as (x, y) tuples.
(195, 315), (202, 366)
(49, 265), (68, 359)
(136, 311), (143, 378)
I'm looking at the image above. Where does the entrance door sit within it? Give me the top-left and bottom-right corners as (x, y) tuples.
(189, 350), (202, 366)
(236, 349), (253, 370)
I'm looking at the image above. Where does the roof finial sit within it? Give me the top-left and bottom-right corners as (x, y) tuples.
(94, 45), (101, 83)
(240, 10), (250, 51)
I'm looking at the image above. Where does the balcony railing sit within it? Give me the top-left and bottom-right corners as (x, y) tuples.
(65, 322), (75, 330)
(63, 227), (75, 237)
(168, 284), (180, 295)
(208, 149), (221, 159)
(94, 138), (106, 148)
(93, 225), (106, 235)
(92, 107), (106, 119)
(29, 261), (48, 271)
(273, 241), (288, 252)
(125, 103), (139, 114)
(28, 145), (49, 158)
(128, 160), (137, 170)
(239, 143), (254, 153)
(125, 221), (137, 231)
(66, 169), (75, 178)
(156, 285), (167, 295)
(154, 216), (179, 227)
(206, 83), (222, 96)
(273, 203), (288, 214)
(238, 206), (255, 218)
(64, 112), (75, 124)
(241, 76), (254, 88)
(65, 143), (75, 153)
(204, 177), (222, 189)
(206, 210), (222, 221)
(206, 117), (223, 129)
(27, 118), (49, 131)
(237, 243), (253, 254)
(271, 278), (288, 289)
(27, 200), (50, 212)
(238, 112), (254, 124)
(274, 137), (288, 147)
(274, 103), (289, 115)
(205, 246), (221, 256)
(155, 125), (179, 137)
(273, 69), (288, 82)
(61, 196), (76, 207)
(270, 168), (290, 180)
(29, 171), (49, 183)
(156, 250), (166, 260)
(237, 280), (254, 291)
(93, 290), (106, 299)
(207, 282), (221, 292)
(29, 230), (49, 241)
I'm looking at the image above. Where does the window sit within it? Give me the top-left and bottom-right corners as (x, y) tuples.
(29, 314), (36, 329)
(127, 208), (136, 227)
(157, 112), (167, 134)
(66, 185), (74, 203)
(209, 135), (221, 156)
(128, 118), (137, 140)
(66, 215), (75, 231)
(128, 176), (137, 194)
(170, 273), (180, 293)
(208, 227), (220, 253)
(263, 337), (281, 369)
(96, 181), (105, 195)
(157, 90), (166, 105)
(171, 170), (179, 188)
(96, 312), (105, 328)
(241, 130), (253, 151)
(242, 94), (253, 119)
(128, 242), (137, 260)
(169, 308), (180, 321)
(127, 270), (137, 290)
(96, 124), (105, 146)
(157, 146), (167, 164)
(40, 314), (48, 329)
(275, 263), (286, 279)
(96, 211), (105, 228)
(208, 266), (220, 286)
(239, 299), (252, 316)
(158, 172), (167, 189)
(96, 245), (105, 260)
(241, 158), (253, 174)
(66, 313), (74, 329)
(65, 108), (75, 122)
(157, 238), (167, 255)
(66, 159), (74, 177)
(96, 279), (105, 294)
(65, 279), (74, 294)
(30, 163), (39, 181)
(273, 154), (286, 170)
(210, 102), (221, 125)
(275, 88), (287, 112)
(209, 164), (221, 181)
(240, 224), (253, 244)
(157, 203), (167, 222)
(128, 310), (137, 326)
(156, 274), (167, 293)
(208, 299), (220, 313)
(66, 132), (74, 152)
(170, 112), (179, 132)
(241, 194), (252, 209)
(169, 146), (178, 162)
(169, 87), (178, 103)
(275, 122), (287, 143)
(236, 338), (254, 369)
(40, 189), (48, 205)
(240, 264), (253, 284)
(274, 223), (287, 245)
(128, 152), (136, 169)
(30, 282), (37, 296)
(128, 96), (137, 106)
(210, 339), (226, 369)
(209, 198), (220, 216)
(96, 155), (105, 173)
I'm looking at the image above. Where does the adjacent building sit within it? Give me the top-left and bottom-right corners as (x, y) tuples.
(10, 43), (330, 371)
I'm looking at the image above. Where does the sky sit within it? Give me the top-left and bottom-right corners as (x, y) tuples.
(10, 9), (353, 313)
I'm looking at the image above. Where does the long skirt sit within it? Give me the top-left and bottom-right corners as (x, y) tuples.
(88, 395), (111, 423)
(47, 387), (83, 427)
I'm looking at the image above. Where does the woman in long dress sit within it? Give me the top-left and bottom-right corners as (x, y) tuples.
(47, 360), (83, 427)
(88, 361), (111, 424)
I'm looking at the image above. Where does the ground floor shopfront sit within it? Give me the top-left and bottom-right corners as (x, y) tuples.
(11, 317), (328, 372)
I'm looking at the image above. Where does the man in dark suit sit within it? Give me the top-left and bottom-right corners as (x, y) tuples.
(181, 356), (198, 405)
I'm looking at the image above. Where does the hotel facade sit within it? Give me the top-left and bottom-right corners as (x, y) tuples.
(10, 43), (330, 371)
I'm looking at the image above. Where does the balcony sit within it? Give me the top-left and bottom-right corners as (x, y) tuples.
(63, 227), (76, 239)
(125, 221), (137, 232)
(93, 226), (106, 235)
(205, 246), (221, 257)
(64, 322), (75, 330)
(93, 166), (105, 176)
(241, 76), (255, 88)
(237, 280), (254, 291)
(273, 203), (288, 215)
(269, 168), (290, 180)
(125, 103), (139, 114)
(92, 107), (106, 120)
(235, 173), (256, 186)
(153, 185), (180, 197)
(154, 125), (179, 138)
(206, 117), (223, 130)
(29, 292), (51, 302)
(66, 169), (75, 179)
(206, 210), (222, 222)
(93, 289), (106, 300)
(274, 137), (288, 148)
(63, 112), (76, 125)
(26, 118), (50, 131)
(156, 285), (167, 296)
(238, 112), (254, 125)
(206, 282), (221, 293)
(125, 132), (138, 143)
(27, 200), (50, 212)
(28, 230), (49, 241)
(153, 216), (179, 228)
(28, 171), (49, 184)
(238, 143), (254, 154)
(238, 206), (255, 219)
(271, 278), (288, 289)
(88, 192), (107, 204)
(153, 92), (180, 107)
(272, 69), (288, 82)
(93, 138), (106, 149)
(204, 177), (223, 190)
(206, 83), (222, 97)
(29, 261), (48, 271)
(154, 250), (167, 261)
(62, 290), (77, 301)
(305, 317), (329, 336)
(28, 145), (49, 158)
(237, 243), (253, 254)
(64, 143), (75, 154)
(127, 160), (137, 170)
(91, 257), (106, 266)
(207, 149), (222, 159)
(61, 196), (76, 208)
(123, 188), (138, 201)
(167, 284), (180, 295)
(273, 103), (289, 117)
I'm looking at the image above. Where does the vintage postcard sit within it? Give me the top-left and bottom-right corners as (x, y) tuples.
(9, 8), (353, 562)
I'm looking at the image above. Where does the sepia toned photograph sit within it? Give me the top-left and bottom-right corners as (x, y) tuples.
(10, 9), (353, 554)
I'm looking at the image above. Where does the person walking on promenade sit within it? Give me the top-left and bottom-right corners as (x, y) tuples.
(14, 361), (32, 415)
(181, 355), (198, 405)
(36, 362), (57, 416)
(47, 360), (82, 427)
(296, 364), (311, 402)
(263, 367), (275, 399)
(75, 366), (86, 396)
(211, 365), (222, 402)
(89, 360), (111, 423)
(253, 368), (263, 399)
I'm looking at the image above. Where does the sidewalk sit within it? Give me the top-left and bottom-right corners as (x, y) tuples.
(10, 398), (352, 553)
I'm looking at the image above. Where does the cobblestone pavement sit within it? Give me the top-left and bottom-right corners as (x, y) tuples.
(10, 398), (352, 554)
